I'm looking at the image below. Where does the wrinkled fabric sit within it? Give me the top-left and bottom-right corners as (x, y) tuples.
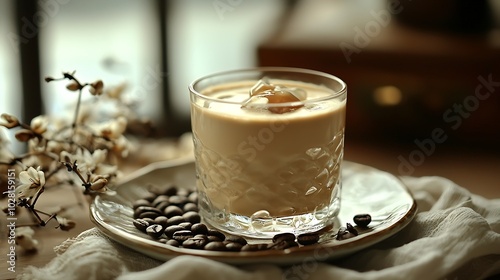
(18, 175), (500, 280)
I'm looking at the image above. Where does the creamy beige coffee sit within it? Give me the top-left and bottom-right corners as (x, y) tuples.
(191, 79), (346, 219)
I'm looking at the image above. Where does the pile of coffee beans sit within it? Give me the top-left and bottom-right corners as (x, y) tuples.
(131, 185), (371, 252)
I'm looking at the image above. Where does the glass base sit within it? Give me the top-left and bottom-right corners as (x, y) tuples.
(198, 184), (341, 239)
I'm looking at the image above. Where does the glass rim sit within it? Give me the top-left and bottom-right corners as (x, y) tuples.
(189, 67), (347, 107)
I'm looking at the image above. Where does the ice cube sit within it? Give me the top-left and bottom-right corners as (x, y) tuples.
(250, 77), (274, 96)
(250, 210), (274, 231)
(241, 95), (269, 110)
(243, 78), (308, 114)
(287, 87), (307, 101)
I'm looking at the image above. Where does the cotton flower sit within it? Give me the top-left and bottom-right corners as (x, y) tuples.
(112, 135), (131, 157)
(17, 167), (45, 199)
(16, 226), (38, 251)
(60, 149), (117, 177)
(61, 149), (90, 169)
(89, 175), (108, 192)
(30, 115), (48, 134)
(55, 216), (76, 231)
(98, 116), (127, 140)
(0, 113), (19, 128)
(15, 129), (35, 142)
(89, 80), (104, 96)
(66, 82), (80, 91)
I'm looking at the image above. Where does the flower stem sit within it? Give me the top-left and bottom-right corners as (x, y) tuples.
(72, 88), (83, 129)
(30, 186), (44, 208)
(26, 203), (45, 226)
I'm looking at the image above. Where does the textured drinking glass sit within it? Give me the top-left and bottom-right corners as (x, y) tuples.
(189, 67), (347, 238)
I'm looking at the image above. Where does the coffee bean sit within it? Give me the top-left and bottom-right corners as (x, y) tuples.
(166, 239), (180, 247)
(164, 205), (184, 218)
(139, 211), (160, 220)
(207, 235), (222, 242)
(133, 219), (150, 232)
(142, 193), (157, 203)
(272, 232), (296, 243)
(154, 216), (169, 228)
(169, 195), (188, 207)
(182, 211), (201, 224)
(191, 223), (208, 235)
(132, 199), (151, 209)
(272, 240), (298, 250)
(146, 224), (164, 239)
(158, 238), (168, 244)
(225, 242), (243, 252)
(134, 206), (162, 218)
(152, 195), (170, 207)
(178, 222), (193, 230)
(165, 225), (184, 238)
(155, 201), (171, 212)
(183, 236), (208, 249)
(346, 223), (359, 236)
(193, 234), (208, 240)
(142, 217), (155, 225)
(163, 185), (178, 196)
(134, 206), (161, 214)
(241, 244), (260, 251)
(204, 241), (226, 251)
(176, 188), (190, 197)
(183, 202), (198, 212)
(226, 235), (247, 245)
(353, 214), (371, 228)
(297, 233), (320, 245)
(207, 229), (226, 241)
(336, 227), (356, 240)
(241, 243), (269, 251)
(172, 230), (194, 243)
(166, 215), (186, 226)
(188, 192), (198, 203)
(336, 227), (347, 240)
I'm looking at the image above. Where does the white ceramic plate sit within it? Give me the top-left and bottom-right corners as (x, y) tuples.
(90, 159), (417, 265)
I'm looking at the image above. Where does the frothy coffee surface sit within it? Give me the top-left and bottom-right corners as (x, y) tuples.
(191, 79), (346, 217)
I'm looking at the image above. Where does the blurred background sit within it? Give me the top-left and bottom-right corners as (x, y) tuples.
(1, 0), (499, 197)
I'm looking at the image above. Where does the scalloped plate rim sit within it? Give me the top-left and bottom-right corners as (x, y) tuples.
(90, 159), (417, 265)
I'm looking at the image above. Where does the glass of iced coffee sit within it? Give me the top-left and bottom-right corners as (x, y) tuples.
(189, 67), (346, 238)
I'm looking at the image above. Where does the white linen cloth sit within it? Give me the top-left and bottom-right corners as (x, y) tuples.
(17, 174), (500, 280)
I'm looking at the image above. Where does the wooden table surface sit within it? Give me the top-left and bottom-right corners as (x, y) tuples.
(1, 186), (94, 280)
